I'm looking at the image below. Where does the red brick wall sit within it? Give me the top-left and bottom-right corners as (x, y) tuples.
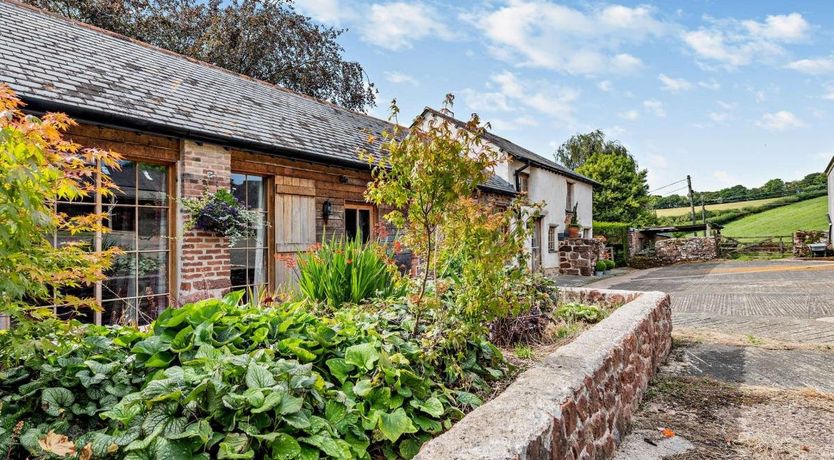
(178, 141), (232, 304)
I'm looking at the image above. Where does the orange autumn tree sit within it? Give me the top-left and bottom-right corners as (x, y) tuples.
(0, 84), (121, 323)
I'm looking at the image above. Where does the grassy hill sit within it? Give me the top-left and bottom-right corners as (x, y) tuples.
(655, 197), (783, 217)
(721, 195), (829, 237)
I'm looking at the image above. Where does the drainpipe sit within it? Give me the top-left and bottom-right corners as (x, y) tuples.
(513, 160), (531, 191)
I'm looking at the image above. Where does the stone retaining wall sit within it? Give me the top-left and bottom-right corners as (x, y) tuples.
(559, 238), (606, 276)
(416, 288), (672, 460)
(655, 237), (719, 264)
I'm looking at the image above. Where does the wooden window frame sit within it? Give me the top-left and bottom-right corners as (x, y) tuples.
(566, 181), (575, 211)
(548, 224), (559, 253)
(230, 168), (275, 293)
(344, 202), (376, 240)
(518, 172), (530, 194)
(52, 158), (177, 326)
(229, 172), (273, 295)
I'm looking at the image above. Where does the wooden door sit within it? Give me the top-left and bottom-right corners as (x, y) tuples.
(274, 176), (316, 287)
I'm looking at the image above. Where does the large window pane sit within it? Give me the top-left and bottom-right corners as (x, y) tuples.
(137, 295), (168, 326)
(230, 173), (246, 204)
(246, 175), (264, 209)
(138, 207), (168, 251)
(138, 163), (168, 206)
(102, 298), (135, 326)
(56, 202), (96, 247)
(105, 205), (136, 251)
(103, 253), (137, 300)
(137, 252), (167, 298)
(105, 160), (136, 205)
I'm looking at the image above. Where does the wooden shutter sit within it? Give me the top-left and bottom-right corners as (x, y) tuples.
(274, 176), (316, 286)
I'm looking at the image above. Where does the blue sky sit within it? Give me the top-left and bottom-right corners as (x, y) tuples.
(296, 0), (834, 192)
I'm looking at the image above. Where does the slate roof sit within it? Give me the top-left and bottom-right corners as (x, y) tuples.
(0, 0), (394, 168)
(0, 0), (517, 195)
(423, 108), (600, 186)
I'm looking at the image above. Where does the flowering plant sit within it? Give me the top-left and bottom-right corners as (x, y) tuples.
(183, 189), (260, 244)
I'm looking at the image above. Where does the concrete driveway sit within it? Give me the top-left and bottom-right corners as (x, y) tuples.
(596, 260), (834, 459)
(595, 259), (834, 345)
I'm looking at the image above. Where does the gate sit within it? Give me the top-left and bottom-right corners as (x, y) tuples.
(719, 235), (792, 258)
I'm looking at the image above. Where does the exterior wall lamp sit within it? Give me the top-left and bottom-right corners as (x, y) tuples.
(323, 200), (333, 221)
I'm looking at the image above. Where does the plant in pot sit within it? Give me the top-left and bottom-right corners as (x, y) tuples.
(183, 189), (261, 245)
(595, 260), (608, 276)
(605, 259), (616, 271)
(567, 203), (581, 238)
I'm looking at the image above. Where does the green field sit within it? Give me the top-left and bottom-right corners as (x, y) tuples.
(655, 197), (783, 217)
(721, 195), (829, 237)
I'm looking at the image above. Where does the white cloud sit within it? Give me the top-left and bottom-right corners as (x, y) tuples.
(468, 2), (667, 75)
(709, 112), (731, 123)
(461, 70), (579, 123)
(384, 71), (419, 86)
(742, 13), (809, 42)
(360, 2), (453, 50)
(598, 80), (612, 92)
(785, 56), (834, 75)
(756, 111), (804, 131)
(824, 85), (834, 101)
(295, 0), (355, 25)
(619, 110), (639, 121)
(683, 13), (808, 68)
(658, 74), (693, 92)
(489, 115), (540, 132)
(717, 100), (736, 110)
(699, 79), (721, 90)
(643, 99), (666, 117)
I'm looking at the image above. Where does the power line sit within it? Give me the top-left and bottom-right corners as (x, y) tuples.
(648, 178), (687, 194)
(657, 185), (689, 196)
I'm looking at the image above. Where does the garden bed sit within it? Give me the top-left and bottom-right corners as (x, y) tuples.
(417, 288), (672, 460)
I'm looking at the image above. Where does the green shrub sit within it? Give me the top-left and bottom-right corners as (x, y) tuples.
(295, 236), (405, 307)
(0, 291), (504, 459)
(554, 303), (607, 324)
(604, 259), (616, 270)
(595, 260), (607, 272)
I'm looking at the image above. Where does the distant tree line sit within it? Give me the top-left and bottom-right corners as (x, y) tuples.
(651, 174), (827, 210)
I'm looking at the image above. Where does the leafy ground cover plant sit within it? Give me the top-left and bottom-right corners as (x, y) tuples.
(0, 291), (505, 459)
(294, 236), (405, 307)
(554, 303), (607, 324)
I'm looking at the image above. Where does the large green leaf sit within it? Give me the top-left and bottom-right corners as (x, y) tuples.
(325, 358), (354, 384)
(352, 379), (373, 397)
(217, 433), (254, 459)
(344, 343), (380, 370)
(278, 395), (304, 415)
(269, 433), (301, 460)
(300, 435), (351, 460)
(251, 391), (284, 414)
(246, 363), (276, 390)
(377, 408), (417, 443)
(410, 396), (444, 417)
(41, 387), (74, 416)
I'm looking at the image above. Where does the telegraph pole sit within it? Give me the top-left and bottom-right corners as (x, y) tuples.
(687, 175), (697, 236)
